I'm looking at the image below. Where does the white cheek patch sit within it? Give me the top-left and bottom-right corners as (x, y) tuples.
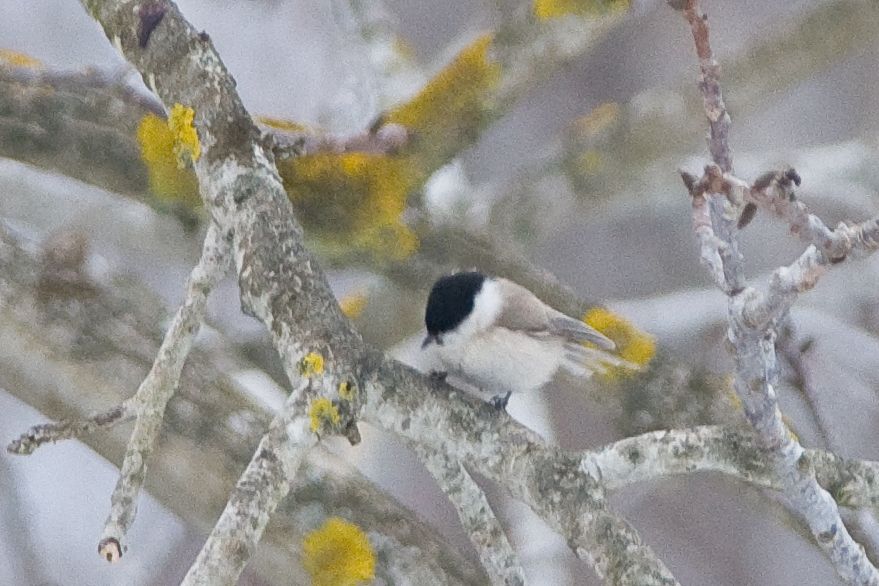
(461, 279), (502, 337)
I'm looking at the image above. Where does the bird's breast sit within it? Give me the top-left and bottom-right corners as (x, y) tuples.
(435, 328), (564, 395)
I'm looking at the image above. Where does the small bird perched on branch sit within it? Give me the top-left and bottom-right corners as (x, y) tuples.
(422, 271), (616, 410)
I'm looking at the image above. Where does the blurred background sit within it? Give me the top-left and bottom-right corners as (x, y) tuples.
(2, 0), (879, 584)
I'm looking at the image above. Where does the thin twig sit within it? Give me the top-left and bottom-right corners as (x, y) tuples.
(679, 0), (745, 291)
(681, 170), (731, 291)
(98, 223), (231, 562)
(680, 0), (732, 174)
(698, 165), (879, 263)
(777, 321), (834, 449)
(7, 401), (134, 455)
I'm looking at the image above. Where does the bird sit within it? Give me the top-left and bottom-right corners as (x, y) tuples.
(421, 271), (617, 410)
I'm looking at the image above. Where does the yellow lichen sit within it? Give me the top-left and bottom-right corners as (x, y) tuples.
(386, 33), (501, 172)
(136, 113), (200, 206)
(278, 152), (418, 261)
(338, 381), (356, 401)
(353, 221), (418, 262)
(167, 103), (201, 166)
(0, 49), (42, 69)
(273, 35), (502, 261)
(301, 352), (325, 377)
(583, 307), (656, 378)
(309, 398), (341, 434)
(533, 0), (629, 20)
(282, 152), (408, 227)
(339, 291), (368, 320)
(302, 517), (375, 586)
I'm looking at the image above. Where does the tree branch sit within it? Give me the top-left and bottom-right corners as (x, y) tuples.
(675, 1), (879, 582)
(8, 402), (133, 455)
(588, 425), (879, 515)
(415, 444), (526, 586)
(363, 359), (680, 585)
(181, 379), (315, 585)
(98, 223), (231, 560)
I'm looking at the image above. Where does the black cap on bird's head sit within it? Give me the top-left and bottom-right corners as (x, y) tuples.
(422, 271), (486, 348)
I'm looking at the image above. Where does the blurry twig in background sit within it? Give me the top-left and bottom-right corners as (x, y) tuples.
(0, 65), (156, 200)
(777, 320), (835, 449)
(776, 317), (879, 565)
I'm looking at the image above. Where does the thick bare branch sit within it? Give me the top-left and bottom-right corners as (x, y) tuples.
(364, 360), (680, 586)
(181, 380), (316, 586)
(416, 444), (526, 586)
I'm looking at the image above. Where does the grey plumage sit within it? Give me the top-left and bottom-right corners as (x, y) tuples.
(548, 315), (615, 350)
(492, 278), (615, 350)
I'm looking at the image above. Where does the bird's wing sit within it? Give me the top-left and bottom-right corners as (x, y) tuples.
(492, 279), (552, 332)
(547, 312), (615, 350)
(493, 279), (615, 350)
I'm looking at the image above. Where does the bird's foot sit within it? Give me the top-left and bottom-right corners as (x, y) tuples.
(488, 391), (512, 411)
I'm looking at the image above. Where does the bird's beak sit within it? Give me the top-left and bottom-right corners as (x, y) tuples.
(421, 334), (441, 349)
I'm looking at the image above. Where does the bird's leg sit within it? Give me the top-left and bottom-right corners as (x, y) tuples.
(489, 391), (512, 411)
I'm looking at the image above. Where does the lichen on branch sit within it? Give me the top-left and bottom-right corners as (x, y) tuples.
(302, 517), (376, 586)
